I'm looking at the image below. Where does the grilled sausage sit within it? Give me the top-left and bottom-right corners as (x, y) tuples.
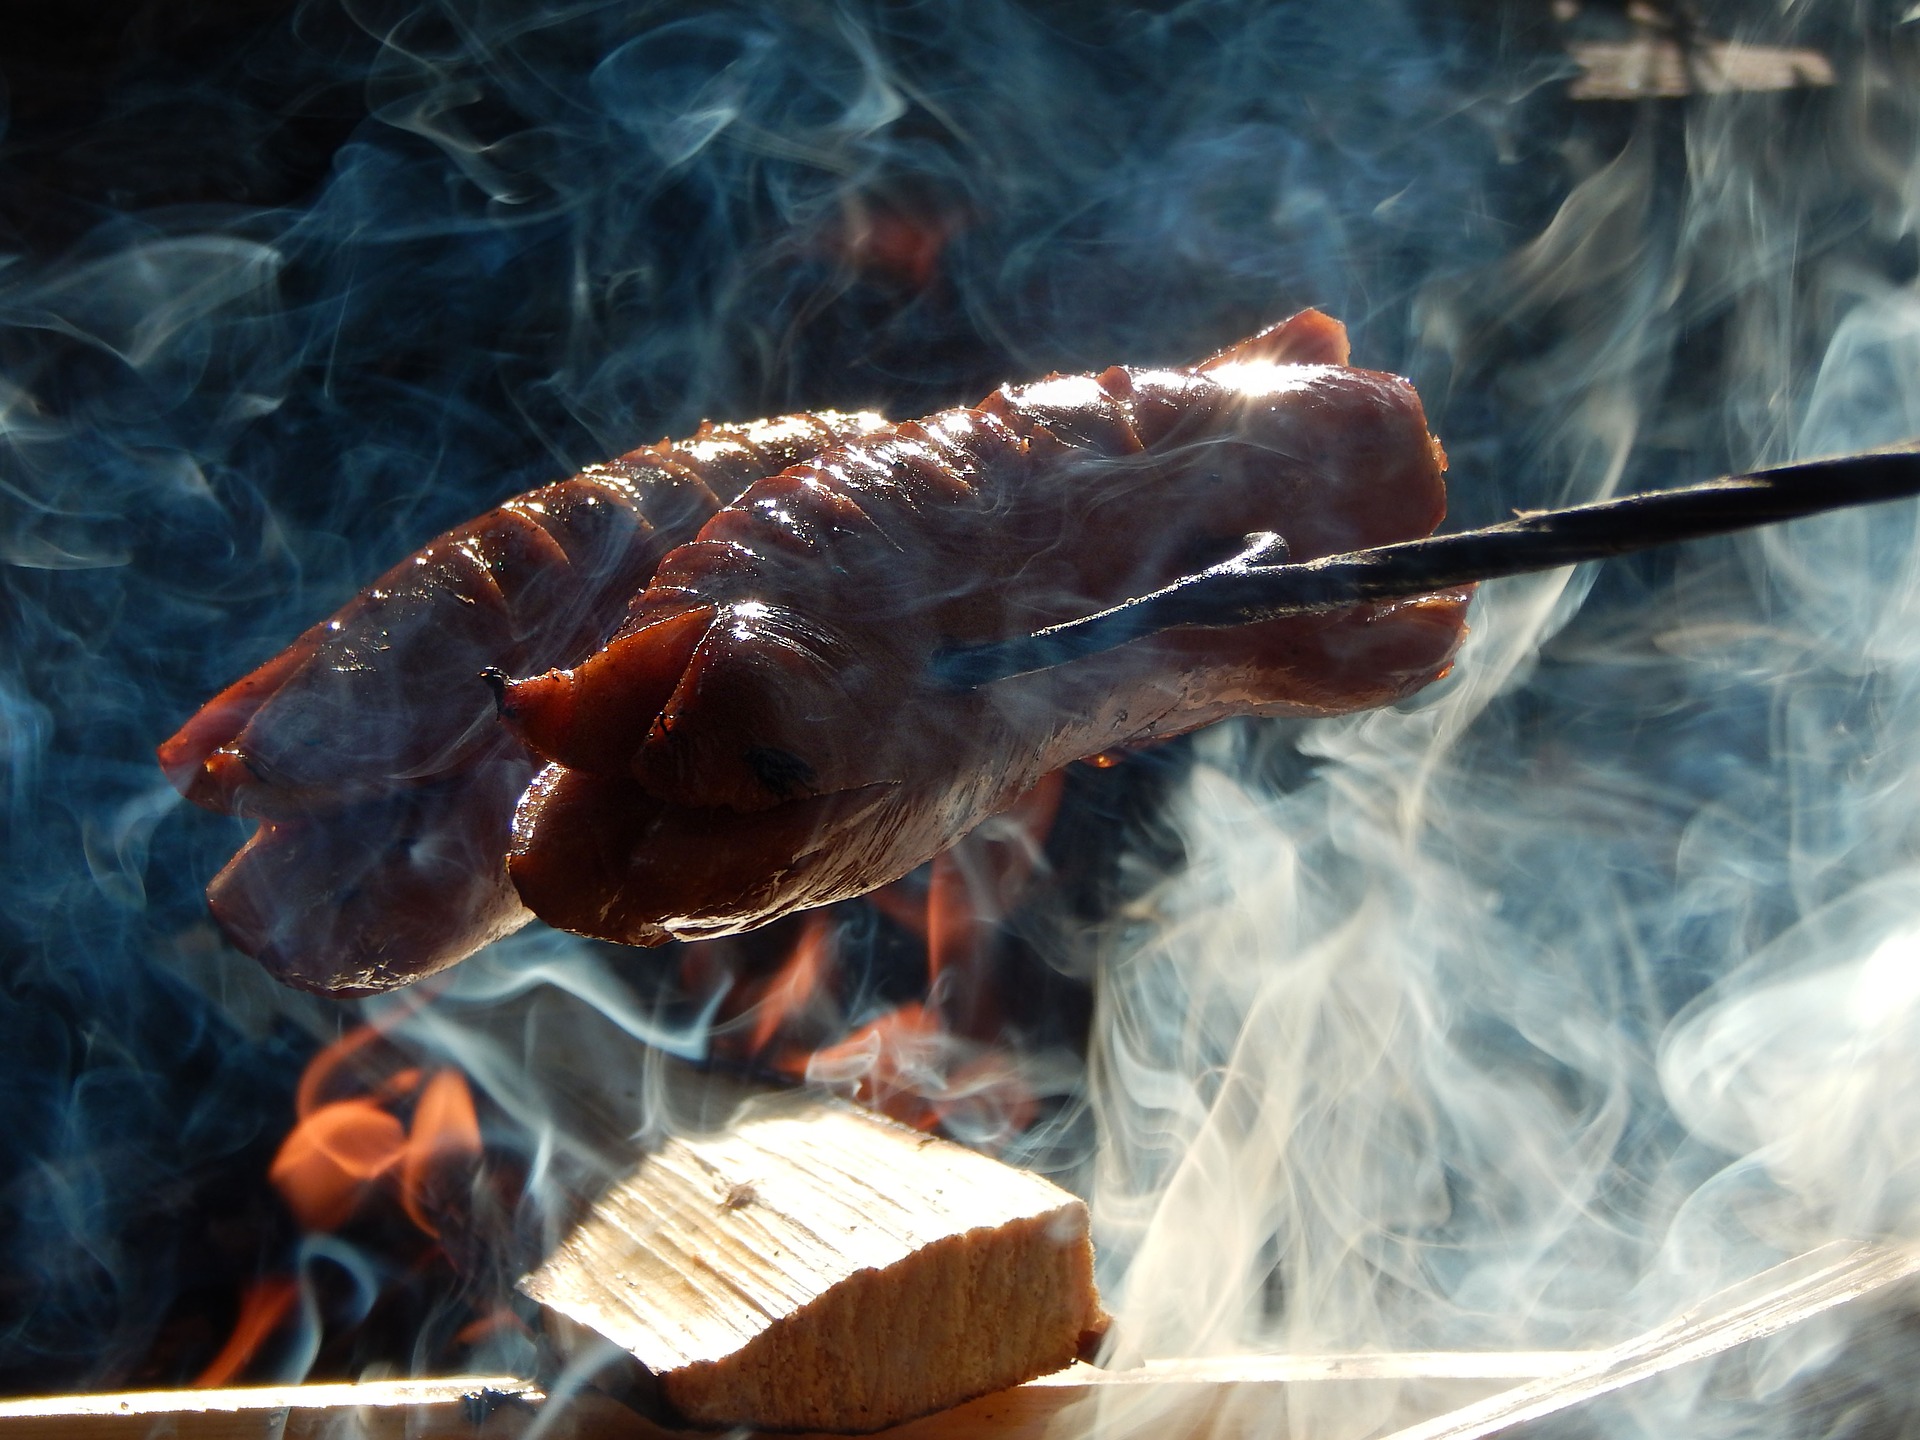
(501, 311), (1471, 946)
(160, 410), (889, 993)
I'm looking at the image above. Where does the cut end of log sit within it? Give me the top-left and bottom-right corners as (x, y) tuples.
(519, 1093), (1105, 1433)
(658, 1204), (1097, 1432)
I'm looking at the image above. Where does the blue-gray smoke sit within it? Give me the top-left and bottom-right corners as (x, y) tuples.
(2, 1), (1912, 1424)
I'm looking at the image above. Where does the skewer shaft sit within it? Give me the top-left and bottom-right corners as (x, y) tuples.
(934, 444), (1920, 689)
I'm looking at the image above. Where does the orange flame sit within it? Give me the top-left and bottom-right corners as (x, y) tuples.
(962, 769), (1066, 910)
(400, 1068), (484, 1238)
(799, 1002), (1039, 1139)
(746, 911), (837, 1054)
(802, 1002), (948, 1127)
(295, 1024), (405, 1117)
(862, 879), (929, 940)
(931, 770), (1065, 1028)
(931, 1049), (1040, 1143)
(193, 1276), (298, 1388)
(215, 1027), (492, 1389)
(269, 1020), (483, 1241)
(269, 1095), (409, 1232)
(826, 201), (959, 290)
(924, 850), (978, 989)
(737, 769), (1070, 1134)
(454, 1307), (532, 1348)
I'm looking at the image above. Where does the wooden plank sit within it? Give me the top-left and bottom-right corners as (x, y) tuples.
(851, 1358), (1566, 1440)
(1568, 38), (1834, 99)
(1376, 1241), (1920, 1440)
(0, 1360), (1566, 1440)
(520, 1091), (1105, 1433)
(6, 1240), (1912, 1440)
(871, 1240), (1920, 1440)
(0, 1378), (546, 1440)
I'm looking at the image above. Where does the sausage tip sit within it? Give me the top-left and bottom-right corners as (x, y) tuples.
(503, 603), (714, 776)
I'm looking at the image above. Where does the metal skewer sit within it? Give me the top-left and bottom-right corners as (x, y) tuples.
(933, 442), (1920, 690)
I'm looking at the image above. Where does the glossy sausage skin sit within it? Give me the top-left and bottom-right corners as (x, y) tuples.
(161, 411), (889, 817)
(502, 311), (1471, 946)
(160, 410), (889, 994)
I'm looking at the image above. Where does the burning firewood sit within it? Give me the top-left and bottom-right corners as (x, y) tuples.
(518, 1091), (1105, 1434)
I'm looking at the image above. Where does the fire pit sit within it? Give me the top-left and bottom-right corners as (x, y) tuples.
(6, 2), (1920, 1438)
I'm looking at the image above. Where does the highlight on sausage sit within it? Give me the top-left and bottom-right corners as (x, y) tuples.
(498, 310), (1471, 948)
(158, 410), (890, 993)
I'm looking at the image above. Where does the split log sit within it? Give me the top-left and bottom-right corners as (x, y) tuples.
(519, 1091), (1105, 1433)
(0, 1377), (546, 1440)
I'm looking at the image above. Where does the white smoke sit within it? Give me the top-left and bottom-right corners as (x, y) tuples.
(1086, 15), (1920, 1440)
